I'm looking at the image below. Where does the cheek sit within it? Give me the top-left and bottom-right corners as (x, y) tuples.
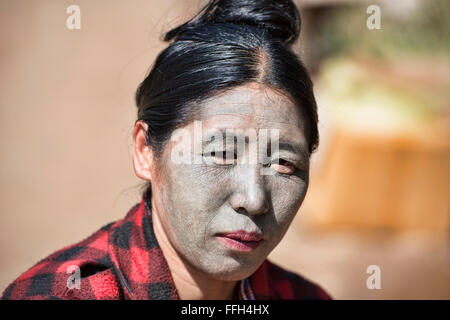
(167, 164), (231, 209)
(269, 176), (309, 229)
(161, 164), (232, 242)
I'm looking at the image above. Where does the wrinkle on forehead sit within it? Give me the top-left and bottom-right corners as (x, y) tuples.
(198, 83), (304, 129)
(196, 83), (308, 147)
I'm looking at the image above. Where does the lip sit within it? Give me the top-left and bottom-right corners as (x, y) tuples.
(216, 230), (265, 252)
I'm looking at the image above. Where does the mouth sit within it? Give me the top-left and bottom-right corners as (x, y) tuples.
(216, 230), (266, 252)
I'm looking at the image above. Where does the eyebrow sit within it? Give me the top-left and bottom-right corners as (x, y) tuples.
(278, 141), (309, 161)
(202, 129), (309, 160)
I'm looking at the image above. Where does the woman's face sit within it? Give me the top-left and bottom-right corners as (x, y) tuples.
(151, 84), (310, 281)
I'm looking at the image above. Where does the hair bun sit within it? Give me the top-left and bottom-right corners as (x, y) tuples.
(165, 0), (301, 45)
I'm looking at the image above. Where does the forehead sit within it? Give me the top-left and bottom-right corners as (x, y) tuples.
(196, 84), (308, 146)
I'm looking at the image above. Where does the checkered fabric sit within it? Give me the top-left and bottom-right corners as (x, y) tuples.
(1, 189), (331, 300)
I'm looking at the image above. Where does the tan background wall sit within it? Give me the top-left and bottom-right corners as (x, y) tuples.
(0, 0), (204, 292)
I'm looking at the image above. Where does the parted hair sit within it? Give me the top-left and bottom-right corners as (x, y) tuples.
(136, 0), (319, 159)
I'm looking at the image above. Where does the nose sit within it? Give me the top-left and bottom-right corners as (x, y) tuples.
(229, 166), (269, 217)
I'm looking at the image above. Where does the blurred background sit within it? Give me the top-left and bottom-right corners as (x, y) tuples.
(0, 0), (448, 299)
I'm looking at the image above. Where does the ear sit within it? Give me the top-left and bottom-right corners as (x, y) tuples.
(132, 120), (153, 181)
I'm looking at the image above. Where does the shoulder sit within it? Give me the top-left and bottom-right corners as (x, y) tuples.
(251, 259), (332, 300)
(1, 221), (121, 300)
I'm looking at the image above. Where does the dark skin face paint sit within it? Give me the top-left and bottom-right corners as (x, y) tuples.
(151, 83), (310, 281)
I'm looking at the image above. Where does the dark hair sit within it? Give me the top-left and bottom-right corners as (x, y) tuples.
(136, 0), (319, 193)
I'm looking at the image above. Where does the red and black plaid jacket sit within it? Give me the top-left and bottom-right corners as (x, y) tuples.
(1, 190), (331, 300)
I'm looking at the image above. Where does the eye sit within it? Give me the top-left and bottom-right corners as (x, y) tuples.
(271, 159), (296, 175)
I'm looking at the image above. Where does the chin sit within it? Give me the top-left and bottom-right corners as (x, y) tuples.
(197, 254), (264, 282)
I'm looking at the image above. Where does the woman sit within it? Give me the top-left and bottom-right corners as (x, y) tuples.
(1, 0), (330, 300)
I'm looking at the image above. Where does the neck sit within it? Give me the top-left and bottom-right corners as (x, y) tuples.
(151, 199), (238, 300)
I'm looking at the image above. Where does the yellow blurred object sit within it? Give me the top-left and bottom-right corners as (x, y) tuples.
(303, 56), (450, 235)
(304, 124), (450, 235)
